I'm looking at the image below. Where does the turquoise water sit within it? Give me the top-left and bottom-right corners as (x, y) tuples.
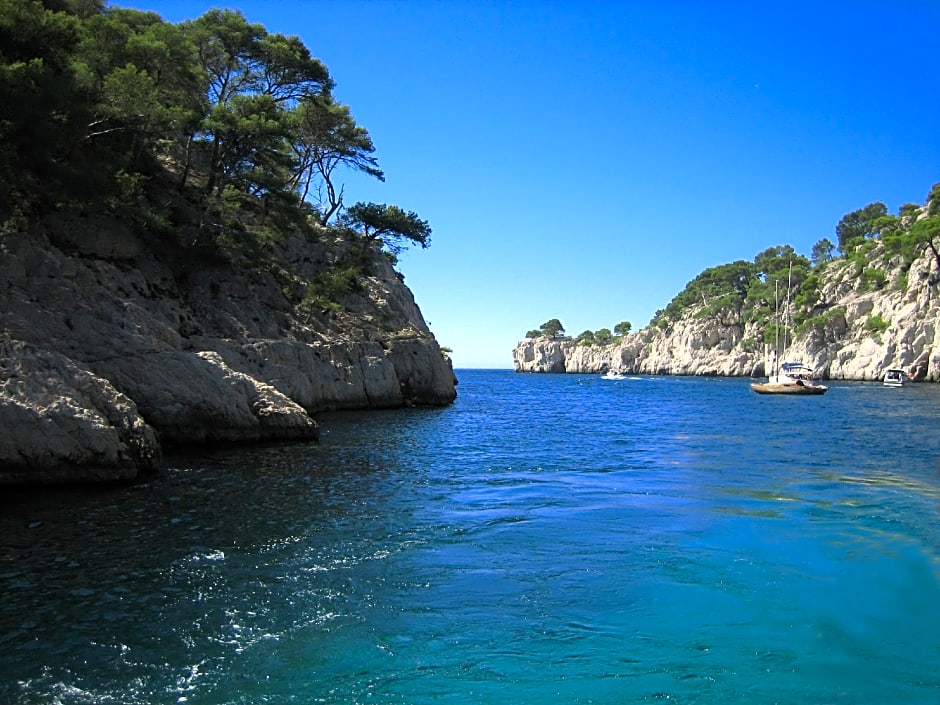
(2, 370), (939, 704)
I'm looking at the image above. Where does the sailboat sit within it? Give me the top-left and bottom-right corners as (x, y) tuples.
(750, 265), (828, 395)
(750, 360), (828, 395)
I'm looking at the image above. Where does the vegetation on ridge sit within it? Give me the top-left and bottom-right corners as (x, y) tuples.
(650, 183), (940, 341)
(522, 183), (940, 347)
(524, 318), (634, 347)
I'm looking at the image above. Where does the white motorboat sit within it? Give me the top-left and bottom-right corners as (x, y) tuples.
(883, 368), (907, 387)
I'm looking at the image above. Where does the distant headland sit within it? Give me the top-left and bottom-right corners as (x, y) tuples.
(515, 184), (940, 382)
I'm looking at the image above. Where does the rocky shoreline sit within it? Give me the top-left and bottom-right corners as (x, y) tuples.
(514, 247), (940, 382)
(0, 218), (456, 485)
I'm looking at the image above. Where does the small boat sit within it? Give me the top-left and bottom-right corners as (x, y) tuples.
(883, 368), (907, 387)
(601, 370), (625, 380)
(750, 361), (828, 395)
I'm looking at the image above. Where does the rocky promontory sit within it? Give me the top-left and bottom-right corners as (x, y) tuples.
(515, 196), (940, 382)
(0, 216), (456, 485)
(0, 3), (464, 485)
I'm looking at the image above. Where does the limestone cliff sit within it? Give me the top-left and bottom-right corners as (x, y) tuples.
(514, 242), (940, 382)
(0, 215), (456, 484)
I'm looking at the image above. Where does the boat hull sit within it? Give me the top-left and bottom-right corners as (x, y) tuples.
(750, 382), (827, 395)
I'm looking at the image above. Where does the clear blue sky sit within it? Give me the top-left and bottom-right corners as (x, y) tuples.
(124, 0), (939, 369)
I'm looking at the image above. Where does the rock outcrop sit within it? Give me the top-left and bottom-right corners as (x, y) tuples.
(514, 247), (940, 382)
(0, 340), (161, 484)
(0, 216), (455, 484)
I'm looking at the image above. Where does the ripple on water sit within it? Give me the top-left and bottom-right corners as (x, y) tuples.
(1, 372), (939, 704)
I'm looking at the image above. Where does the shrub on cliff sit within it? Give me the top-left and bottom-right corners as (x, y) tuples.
(864, 315), (890, 336)
(575, 330), (596, 346)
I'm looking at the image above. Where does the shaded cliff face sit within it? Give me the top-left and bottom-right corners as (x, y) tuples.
(514, 247), (940, 382)
(0, 216), (455, 484)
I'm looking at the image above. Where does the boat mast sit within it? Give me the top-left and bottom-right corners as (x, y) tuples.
(783, 261), (793, 364)
(773, 278), (780, 378)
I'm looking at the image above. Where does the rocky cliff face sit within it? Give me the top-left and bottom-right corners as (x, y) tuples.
(0, 215), (456, 484)
(514, 247), (940, 382)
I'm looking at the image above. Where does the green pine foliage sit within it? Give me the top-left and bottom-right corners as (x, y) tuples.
(0, 0), (431, 302)
(646, 183), (939, 343)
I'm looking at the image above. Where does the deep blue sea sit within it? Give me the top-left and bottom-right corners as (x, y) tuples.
(2, 370), (939, 704)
